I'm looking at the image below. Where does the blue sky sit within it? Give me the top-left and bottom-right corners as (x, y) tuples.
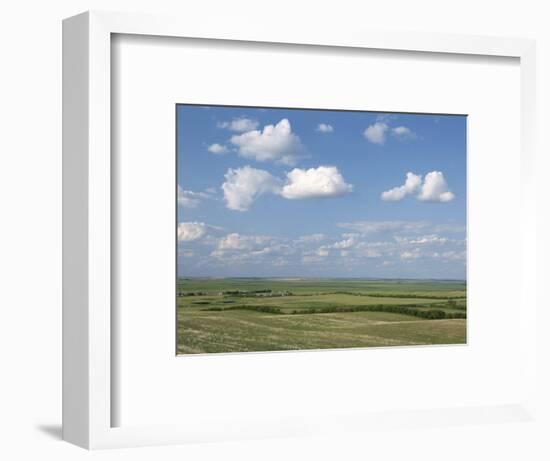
(177, 105), (466, 279)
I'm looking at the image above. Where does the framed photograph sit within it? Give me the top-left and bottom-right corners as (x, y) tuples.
(63, 11), (537, 449)
(176, 104), (467, 355)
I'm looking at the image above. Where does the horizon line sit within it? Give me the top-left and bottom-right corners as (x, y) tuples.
(177, 276), (466, 282)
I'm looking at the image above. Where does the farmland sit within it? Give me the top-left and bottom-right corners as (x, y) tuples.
(176, 278), (467, 354)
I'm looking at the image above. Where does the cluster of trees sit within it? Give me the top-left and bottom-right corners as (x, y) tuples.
(177, 291), (207, 297)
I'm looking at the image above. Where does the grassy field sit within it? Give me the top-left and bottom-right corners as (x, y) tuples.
(176, 278), (467, 354)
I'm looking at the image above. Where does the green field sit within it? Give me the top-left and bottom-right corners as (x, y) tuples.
(176, 278), (467, 354)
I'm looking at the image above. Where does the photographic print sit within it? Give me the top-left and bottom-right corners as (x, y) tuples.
(177, 105), (466, 354)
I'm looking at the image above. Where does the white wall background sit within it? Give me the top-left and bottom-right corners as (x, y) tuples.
(0, 1), (548, 459)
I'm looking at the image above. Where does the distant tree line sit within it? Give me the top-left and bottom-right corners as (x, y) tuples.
(286, 305), (466, 319)
(203, 305), (283, 314)
(178, 291), (207, 297)
(178, 290), (466, 300)
(221, 289), (272, 295)
(333, 292), (466, 300)
(221, 289), (293, 297)
(202, 304), (466, 319)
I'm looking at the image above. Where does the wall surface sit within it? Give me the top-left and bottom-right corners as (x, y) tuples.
(1, 0), (548, 459)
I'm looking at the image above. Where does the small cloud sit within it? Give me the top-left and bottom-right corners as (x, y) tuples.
(216, 233), (272, 251)
(417, 171), (455, 202)
(177, 186), (212, 208)
(280, 166), (353, 200)
(331, 236), (357, 250)
(230, 118), (306, 166)
(178, 222), (207, 242)
(217, 117), (259, 132)
(381, 171), (454, 203)
(391, 126), (416, 140)
(301, 245), (332, 263)
(316, 123), (334, 133)
(207, 143), (229, 154)
(178, 186), (199, 208)
(364, 118), (416, 145)
(363, 122), (388, 145)
(210, 233), (277, 261)
(407, 235), (449, 245)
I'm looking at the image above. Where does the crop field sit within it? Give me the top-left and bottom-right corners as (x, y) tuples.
(176, 278), (467, 354)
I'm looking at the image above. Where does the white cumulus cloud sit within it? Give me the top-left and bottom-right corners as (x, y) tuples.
(221, 165), (353, 211)
(207, 143), (229, 154)
(381, 171), (454, 203)
(417, 171), (455, 202)
(316, 123), (334, 133)
(230, 118), (306, 165)
(381, 172), (422, 201)
(217, 117), (259, 132)
(280, 166), (353, 200)
(178, 222), (207, 242)
(221, 166), (281, 212)
(363, 122), (389, 145)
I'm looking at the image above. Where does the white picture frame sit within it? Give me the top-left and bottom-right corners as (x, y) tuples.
(62, 10), (537, 449)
